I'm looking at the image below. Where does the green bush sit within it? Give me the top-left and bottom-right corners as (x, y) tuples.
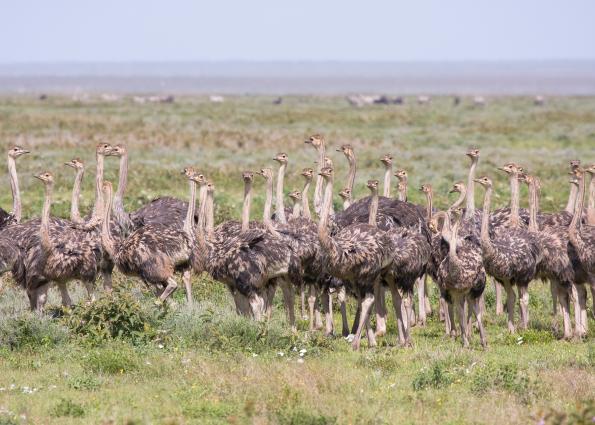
(357, 351), (401, 375)
(501, 329), (555, 345)
(68, 373), (102, 391)
(84, 344), (140, 374)
(0, 313), (68, 350)
(51, 398), (85, 418)
(62, 289), (161, 344)
(412, 362), (454, 391)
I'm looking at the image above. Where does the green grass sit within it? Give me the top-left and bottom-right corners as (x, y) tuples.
(0, 95), (593, 424)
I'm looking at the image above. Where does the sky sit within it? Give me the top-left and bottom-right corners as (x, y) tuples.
(1, 0), (595, 63)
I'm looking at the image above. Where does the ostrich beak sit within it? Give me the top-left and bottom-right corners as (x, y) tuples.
(33, 174), (43, 180)
(496, 166), (507, 172)
(448, 188), (457, 193)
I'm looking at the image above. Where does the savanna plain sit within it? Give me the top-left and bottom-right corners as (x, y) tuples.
(0, 95), (593, 424)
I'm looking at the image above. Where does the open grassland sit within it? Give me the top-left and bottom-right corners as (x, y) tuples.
(0, 95), (593, 424)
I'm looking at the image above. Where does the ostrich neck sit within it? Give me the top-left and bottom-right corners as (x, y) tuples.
(346, 155), (356, 198)
(527, 183), (540, 233)
(263, 177), (274, 227)
(343, 199), (351, 210)
(196, 184), (207, 230)
(383, 166), (392, 198)
(465, 159), (478, 219)
(425, 192), (433, 221)
(40, 183), (53, 257)
(437, 212), (452, 243)
(480, 186), (496, 257)
(448, 219), (462, 269)
(241, 181), (252, 232)
(292, 201), (301, 219)
(313, 144), (326, 216)
(302, 180), (311, 220)
(400, 178), (408, 202)
(195, 184), (210, 258)
(508, 175), (521, 227)
(275, 163), (287, 223)
(570, 175), (585, 232)
(101, 186), (115, 260)
(113, 152), (129, 221)
(565, 181), (578, 214)
(368, 189), (379, 227)
(92, 154), (105, 220)
(7, 156), (21, 222)
(183, 179), (197, 238)
(587, 175), (595, 225)
(449, 189), (466, 211)
(206, 190), (214, 237)
(70, 169), (84, 223)
(318, 176), (338, 258)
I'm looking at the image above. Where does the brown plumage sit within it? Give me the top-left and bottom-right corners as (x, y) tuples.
(475, 176), (540, 334)
(434, 211), (487, 347)
(101, 168), (198, 302)
(18, 172), (102, 311)
(317, 170), (393, 350)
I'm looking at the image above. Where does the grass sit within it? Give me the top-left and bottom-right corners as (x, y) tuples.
(0, 95), (593, 424)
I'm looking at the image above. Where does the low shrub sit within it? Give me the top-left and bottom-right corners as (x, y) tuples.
(501, 329), (555, 346)
(0, 313), (68, 350)
(471, 361), (542, 404)
(68, 373), (102, 391)
(51, 398), (85, 418)
(412, 361), (454, 391)
(276, 409), (337, 425)
(62, 289), (161, 344)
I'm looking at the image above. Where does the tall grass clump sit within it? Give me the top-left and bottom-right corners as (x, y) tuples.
(471, 361), (542, 404)
(0, 312), (69, 350)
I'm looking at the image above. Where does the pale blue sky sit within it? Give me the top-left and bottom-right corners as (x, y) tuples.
(1, 0), (594, 62)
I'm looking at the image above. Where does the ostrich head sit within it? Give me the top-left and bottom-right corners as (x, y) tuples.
(419, 183), (432, 195)
(465, 148), (480, 160)
(585, 164), (595, 175)
(96, 143), (112, 156)
(242, 171), (255, 183)
(394, 169), (408, 181)
(497, 162), (521, 175)
(305, 134), (324, 150)
(336, 144), (354, 159)
(34, 171), (54, 185)
(189, 170), (206, 185)
(289, 190), (302, 202)
(366, 179), (379, 192)
(338, 187), (351, 201)
(301, 167), (314, 181)
(256, 167), (273, 181)
(181, 167), (195, 178)
(449, 181), (465, 194)
(106, 144), (127, 157)
(8, 146), (30, 159)
(206, 181), (215, 193)
(273, 152), (288, 164)
(380, 154), (393, 167)
(473, 176), (493, 189)
(519, 173), (541, 191)
(569, 160), (581, 172)
(64, 158), (84, 170)
(319, 167), (333, 180)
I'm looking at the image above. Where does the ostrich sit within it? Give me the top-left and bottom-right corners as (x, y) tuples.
(538, 160), (581, 229)
(475, 176), (540, 333)
(199, 171), (294, 321)
(567, 168), (595, 333)
(336, 144), (357, 206)
(380, 154), (393, 198)
(299, 168), (313, 221)
(6, 146), (30, 224)
(416, 183), (436, 323)
(318, 169), (393, 350)
(64, 158), (85, 224)
(272, 152), (289, 224)
(519, 173), (574, 339)
(338, 188), (352, 210)
(304, 134), (327, 217)
(447, 182), (467, 213)
(394, 169), (408, 201)
(434, 210), (487, 347)
(21, 172), (102, 311)
(288, 191), (302, 219)
(584, 164), (595, 225)
(101, 167), (199, 303)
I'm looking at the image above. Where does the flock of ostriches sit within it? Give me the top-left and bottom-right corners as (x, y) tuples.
(0, 136), (593, 350)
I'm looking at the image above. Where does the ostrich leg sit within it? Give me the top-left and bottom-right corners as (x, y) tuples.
(307, 285), (317, 331)
(470, 296), (487, 348)
(518, 285), (530, 330)
(424, 276), (432, 315)
(504, 284), (516, 333)
(280, 279), (296, 332)
(417, 276), (427, 325)
(337, 286), (350, 337)
(550, 280), (560, 316)
(352, 291), (375, 351)
(182, 269), (193, 304)
(574, 284), (588, 338)
(374, 284), (387, 336)
(57, 283), (73, 306)
(159, 277), (179, 302)
(554, 282), (572, 340)
(300, 284), (307, 319)
(321, 289), (334, 336)
(457, 295), (469, 348)
(494, 278), (504, 315)
(389, 285), (407, 346)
